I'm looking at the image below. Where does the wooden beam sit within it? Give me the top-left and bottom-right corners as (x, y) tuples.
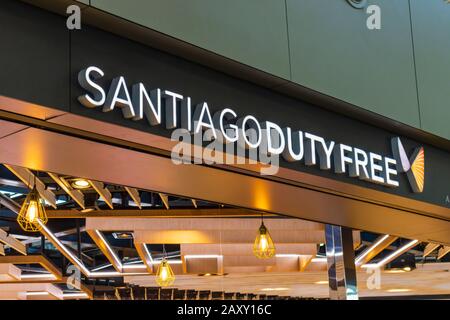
(180, 243), (317, 256)
(87, 180), (113, 209)
(0, 229), (27, 255)
(46, 208), (269, 218)
(0, 178), (25, 188)
(0, 192), (21, 212)
(438, 246), (450, 260)
(423, 243), (441, 258)
(355, 234), (398, 267)
(86, 217), (324, 232)
(0, 244), (4, 256)
(124, 186), (141, 209)
(4, 164), (57, 208)
(299, 255), (314, 272)
(133, 229), (327, 244)
(86, 229), (122, 272)
(134, 242), (153, 273)
(60, 276), (93, 300)
(38, 222), (91, 277)
(159, 193), (169, 209)
(48, 173), (85, 209)
(0, 263), (21, 280)
(0, 283), (62, 296)
(0, 255), (62, 282)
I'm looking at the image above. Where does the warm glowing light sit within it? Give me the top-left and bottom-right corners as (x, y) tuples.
(314, 281), (329, 285)
(71, 179), (90, 189)
(62, 293), (89, 299)
(155, 259), (175, 287)
(260, 288), (290, 292)
(25, 291), (50, 296)
(253, 222), (275, 259)
(403, 266), (411, 272)
(150, 259), (182, 265)
(275, 254), (300, 258)
(26, 200), (38, 223)
(355, 234), (391, 265)
(20, 274), (57, 280)
(361, 239), (419, 269)
(386, 288), (412, 293)
(184, 255), (222, 259)
(384, 270), (406, 274)
(17, 186), (48, 232)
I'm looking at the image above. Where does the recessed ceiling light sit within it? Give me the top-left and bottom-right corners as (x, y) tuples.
(112, 232), (133, 240)
(71, 179), (90, 189)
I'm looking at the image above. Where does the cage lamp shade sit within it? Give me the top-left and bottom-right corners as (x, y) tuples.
(253, 222), (276, 259)
(155, 258), (175, 287)
(17, 185), (47, 232)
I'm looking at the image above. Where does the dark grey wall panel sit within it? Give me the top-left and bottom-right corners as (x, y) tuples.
(410, 0), (450, 140)
(286, 0), (420, 129)
(90, 0), (291, 79)
(0, 0), (69, 111)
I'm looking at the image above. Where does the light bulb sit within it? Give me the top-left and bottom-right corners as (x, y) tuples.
(259, 234), (269, 251)
(155, 259), (175, 287)
(253, 222), (275, 259)
(160, 266), (168, 281)
(17, 186), (48, 232)
(26, 200), (38, 223)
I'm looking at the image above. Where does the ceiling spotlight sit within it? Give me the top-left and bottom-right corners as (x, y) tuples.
(71, 179), (90, 189)
(112, 232), (133, 240)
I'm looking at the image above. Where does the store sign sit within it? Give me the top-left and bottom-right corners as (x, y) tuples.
(77, 66), (424, 192)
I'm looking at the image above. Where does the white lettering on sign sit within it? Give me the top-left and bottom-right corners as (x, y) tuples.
(78, 66), (402, 187)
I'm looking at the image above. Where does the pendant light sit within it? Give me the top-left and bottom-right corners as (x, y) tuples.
(155, 245), (175, 287)
(17, 174), (47, 232)
(253, 214), (275, 259)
